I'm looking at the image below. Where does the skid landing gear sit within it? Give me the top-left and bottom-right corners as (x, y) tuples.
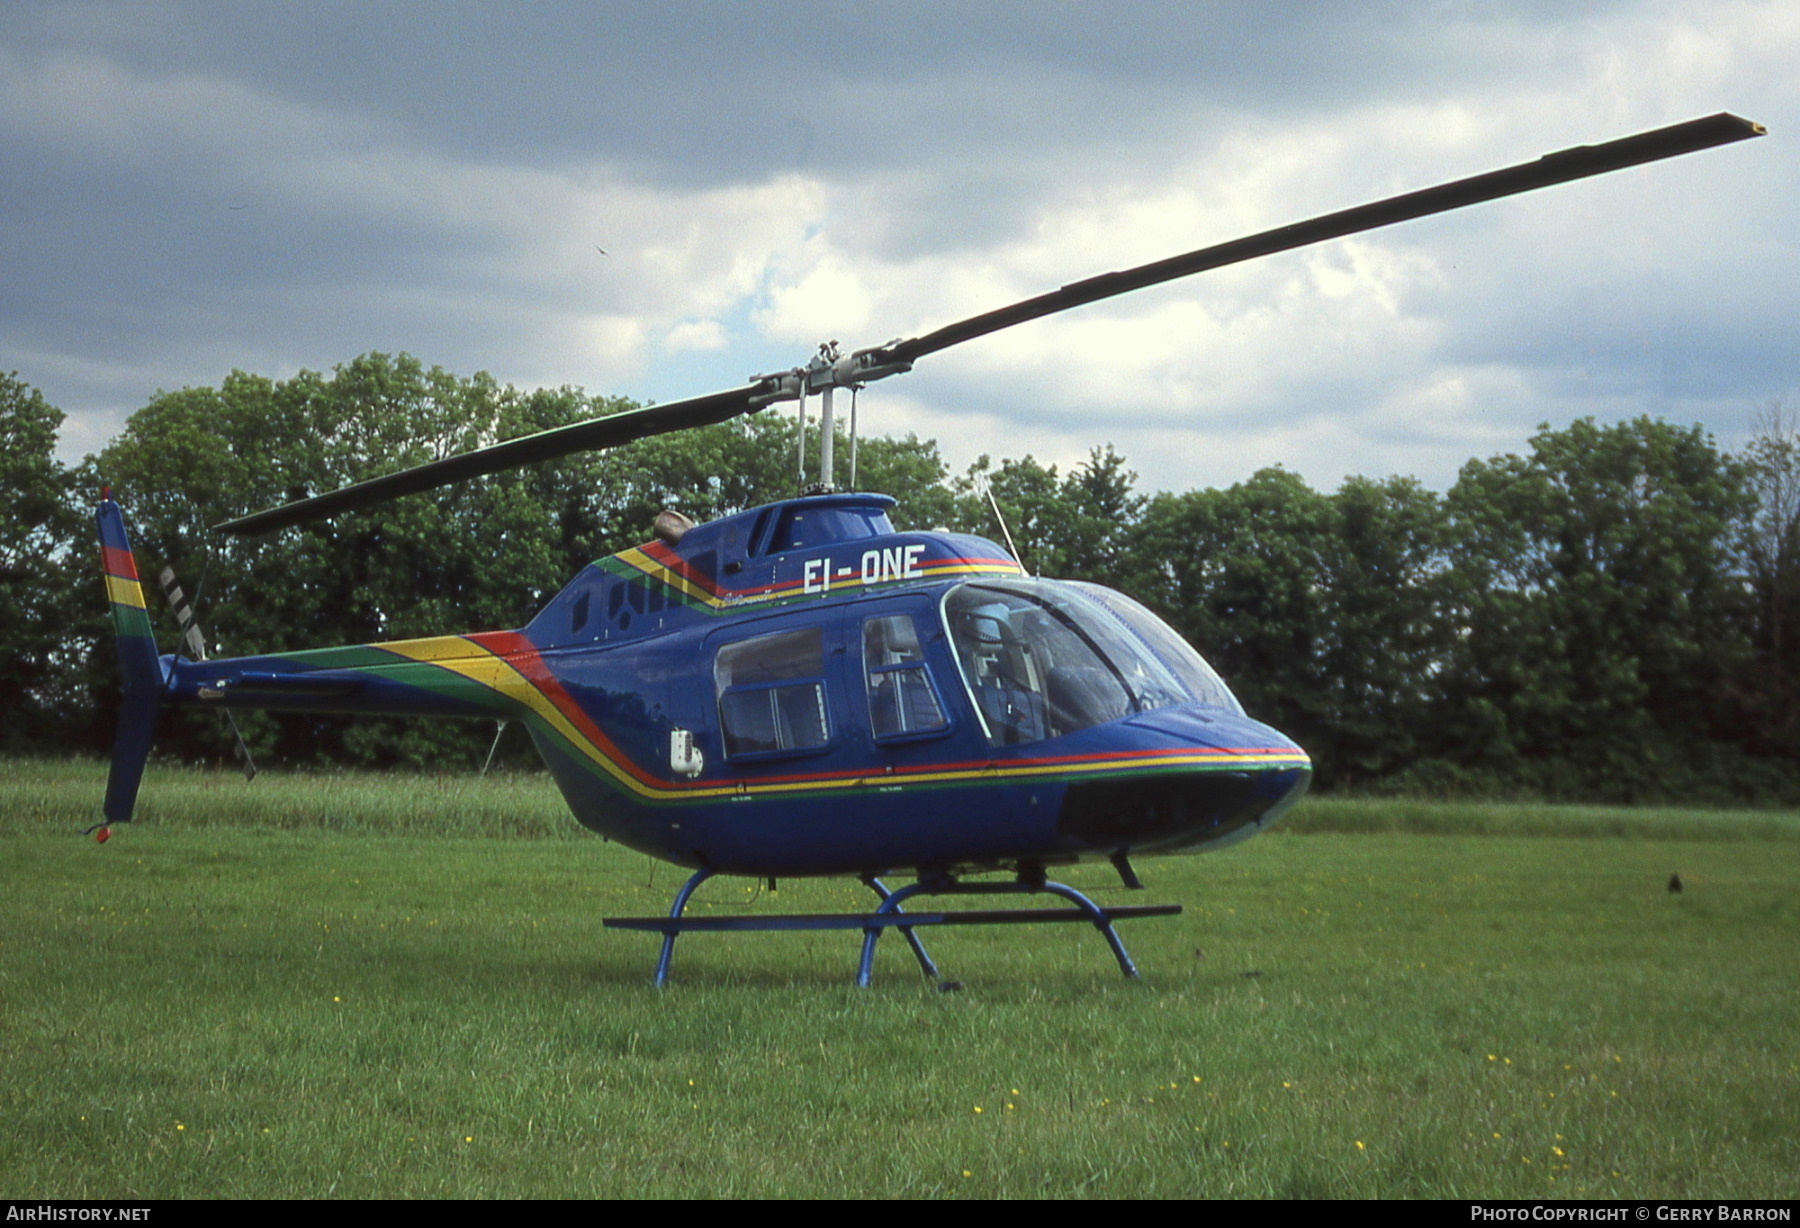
(603, 867), (1180, 987)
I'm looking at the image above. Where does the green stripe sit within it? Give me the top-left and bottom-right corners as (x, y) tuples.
(109, 600), (155, 641)
(256, 644), (417, 670)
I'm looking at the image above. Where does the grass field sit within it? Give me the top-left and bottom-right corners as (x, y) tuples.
(2, 761), (1797, 1198)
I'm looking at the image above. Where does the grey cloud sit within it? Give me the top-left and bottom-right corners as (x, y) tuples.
(4, 1), (1627, 181)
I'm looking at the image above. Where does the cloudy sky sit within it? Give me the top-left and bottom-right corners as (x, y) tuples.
(3, 1), (1795, 496)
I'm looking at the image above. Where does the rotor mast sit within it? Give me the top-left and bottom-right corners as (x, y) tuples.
(767, 339), (911, 493)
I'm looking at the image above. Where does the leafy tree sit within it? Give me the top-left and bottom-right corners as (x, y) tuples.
(1127, 468), (1337, 755)
(1051, 446), (1145, 577)
(1739, 401), (1800, 756)
(1311, 475), (1451, 783)
(0, 373), (90, 749)
(1124, 469), (1451, 785)
(950, 453), (1065, 574)
(58, 351), (1795, 800)
(849, 430), (959, 531)
(949, 445), (1142, 580)
(90, 356), (619, 765)
(1436, 418), (1756, 798)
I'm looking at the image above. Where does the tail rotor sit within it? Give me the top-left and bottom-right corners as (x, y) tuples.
(156, 565), (257, 781)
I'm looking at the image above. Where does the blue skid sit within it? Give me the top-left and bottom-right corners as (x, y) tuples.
(604, 871), (1181, 987)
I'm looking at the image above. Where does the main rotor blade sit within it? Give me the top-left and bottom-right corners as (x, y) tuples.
(216, 113), (1760, 536)
(216, 383), (766, 535)
(881, 112), (1764, 366)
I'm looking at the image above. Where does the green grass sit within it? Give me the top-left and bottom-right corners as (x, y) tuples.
(0, 758), (577, 838)
(2, 762), (1797, 1198)
(1288, 795), (1800, 842)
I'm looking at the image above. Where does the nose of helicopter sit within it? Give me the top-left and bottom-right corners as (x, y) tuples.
(1054, 705), (1311, 855)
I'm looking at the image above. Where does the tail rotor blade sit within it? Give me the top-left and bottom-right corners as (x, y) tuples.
(157, 564), (259, 780)
(157, 567), (209, 661)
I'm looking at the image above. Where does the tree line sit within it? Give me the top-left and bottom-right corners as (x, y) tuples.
(3, 356), (1796, 802)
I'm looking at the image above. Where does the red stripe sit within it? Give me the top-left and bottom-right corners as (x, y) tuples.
(928, 555), (1021, 570)
(639, 540), (714, 589)
(466, 630), (675, 790)
(103, 545), (139, 581)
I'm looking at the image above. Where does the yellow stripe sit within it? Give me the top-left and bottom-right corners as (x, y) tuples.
(377, 636), (664, 798)
(920, 562), (1025, 578)
(372, 633), (489, 663)
(105, 575), (147, 609)
(848, 752), (1311, 791)
(616, 548), (723, 606)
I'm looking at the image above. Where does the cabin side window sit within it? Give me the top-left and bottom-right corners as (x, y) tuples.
(714, 627), (830, 758)
(863, 614), (948, 741)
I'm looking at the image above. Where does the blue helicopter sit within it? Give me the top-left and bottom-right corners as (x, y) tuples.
(97, 114), (1761, 986)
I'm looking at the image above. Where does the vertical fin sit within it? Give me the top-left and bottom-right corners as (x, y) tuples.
(97, 495), (167, 825)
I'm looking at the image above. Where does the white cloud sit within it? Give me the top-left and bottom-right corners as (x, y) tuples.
(753, 249), (877, 344)
(662, 320), (728, 354)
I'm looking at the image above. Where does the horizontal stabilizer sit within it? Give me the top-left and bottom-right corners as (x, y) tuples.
(226, 671), (366, 698)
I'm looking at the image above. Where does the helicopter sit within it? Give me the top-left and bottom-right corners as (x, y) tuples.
(96, 112), (1762, 987)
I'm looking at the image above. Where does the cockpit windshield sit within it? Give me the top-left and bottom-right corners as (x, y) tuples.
(1066, 581), (1244, 717)
(941, 579), (1243, 746)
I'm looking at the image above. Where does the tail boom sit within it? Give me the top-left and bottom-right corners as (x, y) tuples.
(94, 497), (551, 827)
